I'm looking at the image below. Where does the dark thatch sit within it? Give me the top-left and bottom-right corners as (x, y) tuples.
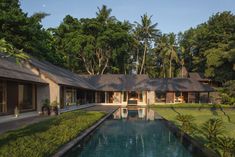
(29, 58), (95, 90)
(0, 58), (46, 84)
(188, 72), (210, 82)
(80, 74), (149, 91)
(147, 78), (214, 92)
(0, 54), (214, 92)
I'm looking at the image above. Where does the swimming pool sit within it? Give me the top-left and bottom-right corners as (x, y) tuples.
(64, 108), (200, 157)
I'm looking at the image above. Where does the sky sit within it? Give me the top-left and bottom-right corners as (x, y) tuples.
(20, 0), (235, 34)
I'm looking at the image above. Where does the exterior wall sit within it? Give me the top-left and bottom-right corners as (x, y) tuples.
(137, 91), (147, 106)
(147, 91), (155, 104)
(113, 92), (121, 103)
(40, 73), (60, 104)
(28, 65), (60, 108)
(166, 92), (175, 103)
(36, 84), (50, 113)
(121, 91), (128, 106)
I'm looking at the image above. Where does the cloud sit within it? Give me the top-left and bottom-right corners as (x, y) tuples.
(42, 4), (46, 8)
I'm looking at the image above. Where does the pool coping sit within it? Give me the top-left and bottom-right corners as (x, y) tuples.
(52, 107), (119, 157)
(161, 118), (220, 157)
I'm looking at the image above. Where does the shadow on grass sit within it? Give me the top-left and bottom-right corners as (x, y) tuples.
(218, 106), (231, 123)
(170, 106), (181, 116)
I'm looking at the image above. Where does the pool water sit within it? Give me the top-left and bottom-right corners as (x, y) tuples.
(65, 109), (194, 157)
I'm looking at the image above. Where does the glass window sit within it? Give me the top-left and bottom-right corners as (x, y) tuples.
(155, 92), (166, 103)
(18, 84), (35, 111)
(0, 81), (7, 113)
(175, 92), (181, 97)
(123, 92), (127, 102)
(139, 92), (143, 102)
(65, 88), (77, 105)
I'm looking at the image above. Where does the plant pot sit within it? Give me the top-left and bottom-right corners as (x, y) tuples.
(42, 106), (50, 115)
(50, 106), (58, 116)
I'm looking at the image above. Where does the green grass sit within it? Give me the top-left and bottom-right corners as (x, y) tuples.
(151, 107), (235, 138)
(0, 111), (106, 157)
(150, 103), (235, 108)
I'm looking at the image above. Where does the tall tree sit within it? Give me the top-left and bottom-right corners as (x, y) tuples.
(135, 14), (160, 74)
(0, 0), (52, 59)
(179, 11), (235, 82)
(156, 33), (179, 78)
(52, 5), (133, 74)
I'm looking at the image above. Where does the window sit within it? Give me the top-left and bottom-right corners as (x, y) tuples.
(0, 81), (7, 113)
(139, 92), (143, 102)
(65, 88), (77, 105)
(96, 92), (105, 103)
(123, 92), (127, 102)
(18, 84), (35, 111)
(175, 92), (181, 97)
(155, 92), (166, 103)
(175, 92), (183, 103)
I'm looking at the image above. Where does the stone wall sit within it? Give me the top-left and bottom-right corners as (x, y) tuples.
(166, 92), (175, 103)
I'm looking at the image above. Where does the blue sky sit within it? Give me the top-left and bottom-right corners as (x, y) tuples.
(20, 0), (235, 33)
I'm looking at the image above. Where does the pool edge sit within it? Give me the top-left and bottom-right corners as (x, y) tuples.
(161, 118), (220, 157)
(52, 107), (119, 157)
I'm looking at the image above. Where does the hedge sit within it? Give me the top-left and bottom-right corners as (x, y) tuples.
(0, 111), (105, 157)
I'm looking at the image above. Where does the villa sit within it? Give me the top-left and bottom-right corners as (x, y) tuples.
(0, 56), (214, 116)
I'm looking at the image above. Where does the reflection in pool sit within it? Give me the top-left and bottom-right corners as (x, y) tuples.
(65, 108), (193, 157)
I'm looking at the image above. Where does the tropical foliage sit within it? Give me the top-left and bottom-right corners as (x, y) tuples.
(1, 0), (234, 83)
(175, 114), (196, 134)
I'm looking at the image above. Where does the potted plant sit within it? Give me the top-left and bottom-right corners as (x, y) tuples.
(41, 99), (50, 115)
(50, 100), (59, 116)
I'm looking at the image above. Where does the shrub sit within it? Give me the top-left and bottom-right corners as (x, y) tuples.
(201, 118), (225, 149)
(176, 114), (196, 134)
(0, 111), (105, 157)
(216, 136), (235, 157)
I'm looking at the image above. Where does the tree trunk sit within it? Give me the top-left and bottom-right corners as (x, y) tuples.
(169, 58), (172, 78)
(140, 42), (147, 74)
(136, 48), (139, 74)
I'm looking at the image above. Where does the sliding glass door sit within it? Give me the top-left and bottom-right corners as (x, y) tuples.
(0, 80), (7, 114)
(18, 84), (36, 111)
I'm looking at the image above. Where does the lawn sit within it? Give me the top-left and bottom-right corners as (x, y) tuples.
(0, 110), (106, 157)
(151, 105), (235, 138)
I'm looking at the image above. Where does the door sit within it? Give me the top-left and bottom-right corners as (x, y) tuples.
(7, 81), (18, 114)
(0, 80), (7, 114)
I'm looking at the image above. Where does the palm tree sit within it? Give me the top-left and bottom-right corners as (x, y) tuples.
(135, 13), (160, 74)
(96, 5), (116, 23)
(176, 114), (196, 134)
(216, 136), (235, 157)
(160, 33), (179, 78)
(201, 118), (225, 149)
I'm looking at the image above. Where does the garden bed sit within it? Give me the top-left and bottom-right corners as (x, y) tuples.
(0, 110), (106, 157)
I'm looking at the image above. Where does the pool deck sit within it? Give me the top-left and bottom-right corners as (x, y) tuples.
(0, 105), (119, 135)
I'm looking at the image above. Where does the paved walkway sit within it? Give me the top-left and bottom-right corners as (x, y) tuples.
(0, 105), (119, 135)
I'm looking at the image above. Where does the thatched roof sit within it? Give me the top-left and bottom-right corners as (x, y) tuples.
(0, 58), (46, 84)
(147, 78), (214, 92)
(188, 72), (210, 82)
(80, 74), (149, 91)
(0, 54), (214, 92)
(29, 58), (95, 90)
